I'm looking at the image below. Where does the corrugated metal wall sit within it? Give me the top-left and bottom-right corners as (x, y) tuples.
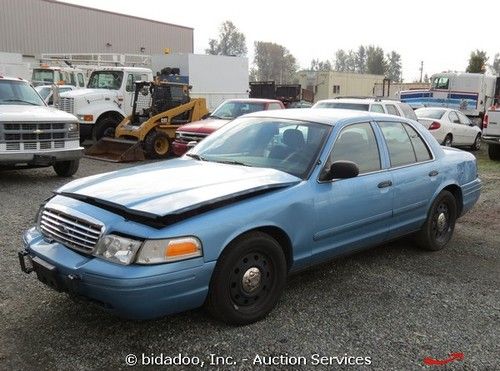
(0, 0), (193, 56)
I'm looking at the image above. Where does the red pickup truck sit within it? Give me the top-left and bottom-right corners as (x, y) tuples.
(172, 98), (285, 156)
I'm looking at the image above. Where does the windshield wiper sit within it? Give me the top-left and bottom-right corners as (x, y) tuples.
(185, 153), (207, 161)
(213, 159), (250, 167)
(2, 99), (39, 105)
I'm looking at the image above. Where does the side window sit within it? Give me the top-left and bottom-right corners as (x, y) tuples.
(370, 104), (385, 113)
(69, 73), (76, 86)
(379, 122), (416, 167)
(457, 111), (471, 125)
(77, 73), (85, 87)
(126, 74), (134, 92)
(448, 111), (459, 123)
(398, 103), (418, 120)
(386, 104), (400, 116)
(268, 103), (283, 110)
(325, 122), (381, 175)
(403, 124), (432, 162)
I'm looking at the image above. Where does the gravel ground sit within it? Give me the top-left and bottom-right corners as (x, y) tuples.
(0, 146), (499, 371)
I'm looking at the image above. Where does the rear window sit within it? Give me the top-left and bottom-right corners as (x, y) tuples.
(314, 102), (369, 111)
(415, 108), (446, 119)
(398, 102), (418, 120)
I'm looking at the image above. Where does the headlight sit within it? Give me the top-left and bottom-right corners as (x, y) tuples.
(136, 236), (202, 264)
(94, 234), (143, 265)
(68, 123), (79, 132)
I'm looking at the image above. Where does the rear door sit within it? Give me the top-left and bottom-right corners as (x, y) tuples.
(448, 111), (466, 144)
(457, 111), (478, 145)
(376, 121), (438, 238)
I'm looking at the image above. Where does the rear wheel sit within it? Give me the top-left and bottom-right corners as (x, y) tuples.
(206, 231), (287, 325)
(415, 190), (457, 251)
(144, 130), (171, 159)
(470, 134), (481, 151)
(53, 159), (79, 177)
(442, 134), (453, 147)
(488, 143), (500, 161)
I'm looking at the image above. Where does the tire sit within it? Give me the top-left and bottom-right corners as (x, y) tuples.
(442, 134), (453, 147)
(488, 143), (500, 161)
(53, 159), (79, 177)
(144, 130), (171, 159)
(415, 190), (457, 251)
(94, 116), (120, 141)
(206, 231), (287, 325)
(470, 134), (481, 151)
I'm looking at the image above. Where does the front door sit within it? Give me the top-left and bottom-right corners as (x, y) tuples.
(312, 122), (393, 263)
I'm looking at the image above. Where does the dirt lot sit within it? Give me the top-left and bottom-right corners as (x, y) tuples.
(0, 146), (499, 370)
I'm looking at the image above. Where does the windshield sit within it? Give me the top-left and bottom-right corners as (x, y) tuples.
(416, 108), (446, 119)
(35, 86), (51, 100)
(88, 71), (124, 90)
(32, 69), (55, 85)
(0, 80), (45, 106)
(211, 101), (266, 119)
(313, 102), (370, 111)
(191, 117), (331, 178)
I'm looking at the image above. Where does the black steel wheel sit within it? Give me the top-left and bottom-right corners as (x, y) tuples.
(206, 231), (287, 325)
(415, 190), (457, 251)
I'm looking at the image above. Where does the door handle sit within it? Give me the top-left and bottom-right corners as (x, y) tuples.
(429, 170), (439, 177)
(377, 180), (392, 188)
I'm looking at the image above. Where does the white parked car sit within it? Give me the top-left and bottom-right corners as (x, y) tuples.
(415, 107), (482, 150)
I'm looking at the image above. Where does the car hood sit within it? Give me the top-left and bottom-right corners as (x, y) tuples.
(56, 158), (300, 222)
(176, 117), (231, 134)
(60, 88), (118, 101)
(0, 105), (78, 122)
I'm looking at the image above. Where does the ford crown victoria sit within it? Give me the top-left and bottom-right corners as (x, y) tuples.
(19, 109), (481, 325)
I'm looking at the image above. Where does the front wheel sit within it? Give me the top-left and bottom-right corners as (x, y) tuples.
(415, 190), (457, 251)
(53, 159), (79, 177)
(206, 231), (287, 325)
(94, 116), (120, 141)
(144, 130), (171, 159)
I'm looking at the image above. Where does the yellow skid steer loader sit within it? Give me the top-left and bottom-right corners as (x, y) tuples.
(85, 81), (209, 162)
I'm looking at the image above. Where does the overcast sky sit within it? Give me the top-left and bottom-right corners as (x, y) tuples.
(62, 0), (498, 82)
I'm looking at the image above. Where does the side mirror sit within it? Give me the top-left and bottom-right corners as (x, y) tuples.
(321, 161), (359, 181)
(202, 113), (210, 120)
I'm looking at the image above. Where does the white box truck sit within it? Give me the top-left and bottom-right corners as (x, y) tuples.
(152, 54), (249, 111)
(401, 72), (499, 124)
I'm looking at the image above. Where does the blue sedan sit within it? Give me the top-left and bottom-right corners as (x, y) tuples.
(19, 109), (481, 325)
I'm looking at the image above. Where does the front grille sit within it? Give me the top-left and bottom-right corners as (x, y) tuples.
(177, 132), (208, 143)
(0, 122), (76, 151)
(57, 97), (74, 114)
(40, 208), (103, 253)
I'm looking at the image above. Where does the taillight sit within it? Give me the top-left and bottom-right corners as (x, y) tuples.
(429, 121), (441, 130)
(483, 114), (488, 128)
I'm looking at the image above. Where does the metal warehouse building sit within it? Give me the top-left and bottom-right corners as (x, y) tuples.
(0, 0), (193, 60)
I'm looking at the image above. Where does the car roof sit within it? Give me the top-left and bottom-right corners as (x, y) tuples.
(225, 98), (283, 104)
(316, 98), (401, 104)
(0, 76), (29, 83)
(244, 108), (399, 125)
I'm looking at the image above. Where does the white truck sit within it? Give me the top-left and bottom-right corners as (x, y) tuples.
(400, 72), (500, 124)
(483, 106), (500, 160)
(0, 76), (82, 176)
(31, 66), (87, 88)
(58, 66), (154, 140)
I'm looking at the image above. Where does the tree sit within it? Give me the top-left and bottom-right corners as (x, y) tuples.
(386, 51), (402, 82)
(492, 53), (500, 75)
(252, 41), (298, 83)
(346, 50), (357, 72)
(205, 21), (247, 57)
(466, 50), (487, 73)
(334, 50), (348, 72)
(423, 73), (429, 83)
(355, 45), (367, 74)
(366, 46), (387, 75)
(310, 59), (332, 71)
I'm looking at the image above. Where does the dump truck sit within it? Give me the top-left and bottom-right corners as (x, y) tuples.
(85, 80), (208, 162)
